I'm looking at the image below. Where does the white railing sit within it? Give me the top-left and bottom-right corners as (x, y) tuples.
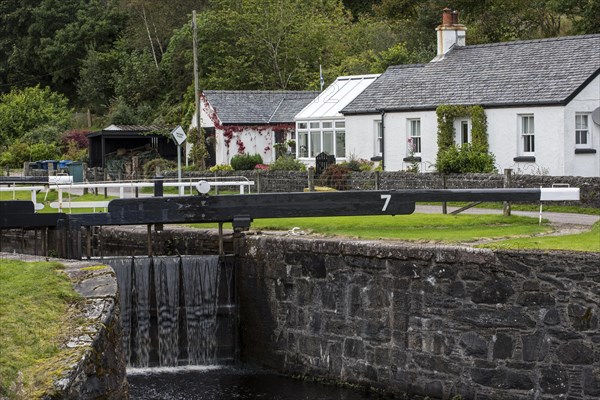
(48, 178), (254, 212)
(0, 185), (45, 211)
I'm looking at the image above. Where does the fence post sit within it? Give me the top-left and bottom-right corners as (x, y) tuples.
(308, 167), (315, 192)
(441, 173), (447, 214)
(375, 170), (380, 190)
(255, 169), (262, 194)
(503, 168), (513, 217)
(103, 169), (108, 198)
(154, 175), (164, 232)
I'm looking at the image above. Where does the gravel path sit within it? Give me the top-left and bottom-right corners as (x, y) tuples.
(414, 205), (599, 226)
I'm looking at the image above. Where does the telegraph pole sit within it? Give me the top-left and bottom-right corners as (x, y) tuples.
(192, 10), (205, 169)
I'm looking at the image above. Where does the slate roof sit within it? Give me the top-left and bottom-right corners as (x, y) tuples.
(102, 125), (170, 132)
(342, 34), (600, 114)
(87, 125), (173, 138)
(203, 90), (319, 124)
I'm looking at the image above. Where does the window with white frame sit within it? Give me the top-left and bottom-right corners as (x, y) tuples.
(296, 120), (345, 158)
(519, 115), (535, 154)
(458, 120), (470, 146)
(375, 121), (383, 156)
(408, 119), (421, 155)
(297, 122), (309, 157)
(335, 120), (346, 158)
(575, 114), (591, 148)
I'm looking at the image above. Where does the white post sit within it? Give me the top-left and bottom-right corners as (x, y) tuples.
(178, 144), (183, 196)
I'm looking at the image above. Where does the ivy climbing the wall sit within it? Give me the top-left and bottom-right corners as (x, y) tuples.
(435, 105), (496, 173)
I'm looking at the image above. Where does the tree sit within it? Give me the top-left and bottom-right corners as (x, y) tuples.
(0, 85), (72, 149)
(77, 49), (121, 114)
(197, 0), (351, 90)
(0, 0), (126, 102)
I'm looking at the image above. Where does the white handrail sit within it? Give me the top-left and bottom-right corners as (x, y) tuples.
(48, 179), (254, 212)
(0, 185), (45, 211)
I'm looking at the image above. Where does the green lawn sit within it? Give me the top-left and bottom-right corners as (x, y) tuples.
(192, 213), (600, 252)
(0, 260), (81, 398)
(194, 214), (553, 242)
(480, 221), (600, 252)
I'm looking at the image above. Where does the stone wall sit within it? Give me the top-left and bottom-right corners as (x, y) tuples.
(0, 254), (128, 399)
(236, 236), (600, 400)
(152, 170), (600, 208)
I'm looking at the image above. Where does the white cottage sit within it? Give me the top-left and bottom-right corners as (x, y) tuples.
(294, 75), (379, 166)
(342, 9), (600, 177)
(190, 91), (317, 166)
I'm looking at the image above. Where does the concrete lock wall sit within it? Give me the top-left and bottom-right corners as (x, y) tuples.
(236, 236), (600, 400)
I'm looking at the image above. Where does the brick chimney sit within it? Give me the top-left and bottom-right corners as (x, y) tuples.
(433, 8), (466, 61)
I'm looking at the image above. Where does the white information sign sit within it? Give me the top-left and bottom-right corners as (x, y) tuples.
(170, 126), (187, 145)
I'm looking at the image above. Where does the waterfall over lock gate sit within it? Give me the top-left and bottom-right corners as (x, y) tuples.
(107, 255), (236, 367)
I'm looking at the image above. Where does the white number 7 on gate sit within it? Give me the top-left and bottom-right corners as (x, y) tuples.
(380, 194), (391, 211)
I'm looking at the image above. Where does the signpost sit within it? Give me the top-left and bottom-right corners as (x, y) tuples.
(171, 126), (187, 195)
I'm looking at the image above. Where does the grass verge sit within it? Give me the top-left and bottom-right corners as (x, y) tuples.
(0, 260), (81, 398)
(480, 221), (600, 252)
(192, 214), (552, 243)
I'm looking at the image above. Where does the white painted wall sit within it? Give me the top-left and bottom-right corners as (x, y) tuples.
(346, 112), (438, 172)
(345, 115), (379, 163)
(487, 106), (565, 176)
(564, 75), (600, 177)
(214, 127), (276, 165)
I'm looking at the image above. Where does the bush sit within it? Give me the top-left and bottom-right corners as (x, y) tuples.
(142, 158), (177, 177)
(269, 156), (306, 171)
(230, 154), (263, 171)
(436, 144), (496, 173)
(61, 130), (90, 150)
(209, 164), (234, 172)
(318, 164), (352, 190)
(61, 141), (88, 162)
(342, 156), (373, 172)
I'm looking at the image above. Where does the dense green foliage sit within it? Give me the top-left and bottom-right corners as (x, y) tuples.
(230, 153), (263, 170)
(436, 144), (497, 173)
(436, 105), (496, 173)
(269, 156), (307, 171)
(0, 86), (72, 148)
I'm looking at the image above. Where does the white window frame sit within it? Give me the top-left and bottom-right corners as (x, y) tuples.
(456, 119), (471, 146)
(407, 119), (421, 156)
(295, 120), (346, 159)
(575, 113), (592, 149)
(519, 114), (535, 155)
(375, 120), (383, 156)
(297, 122), (309, 158)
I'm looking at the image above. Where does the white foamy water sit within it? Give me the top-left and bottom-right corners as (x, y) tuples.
(127, 365), (223, 376)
